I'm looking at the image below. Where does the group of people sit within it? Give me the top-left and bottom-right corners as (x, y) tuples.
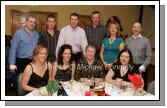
(8, 11), (152, 95)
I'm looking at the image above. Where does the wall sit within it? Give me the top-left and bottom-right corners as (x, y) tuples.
(142, 6), (155, 65)
(5, 5), (140, 36)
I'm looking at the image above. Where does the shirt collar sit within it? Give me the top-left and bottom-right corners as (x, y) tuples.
(91, 24), (101, 28)
(131, 34), (143, 39)
(68, 25), (78, 31)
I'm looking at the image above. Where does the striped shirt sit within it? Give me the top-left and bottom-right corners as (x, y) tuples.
(125, 35), (152, 67)
(38, 30), (60, 62)
(84, 24), (107, 51)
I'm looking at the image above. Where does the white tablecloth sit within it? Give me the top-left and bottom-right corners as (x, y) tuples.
(26, 81), (154, 96)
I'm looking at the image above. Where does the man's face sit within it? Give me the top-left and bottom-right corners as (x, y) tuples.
(70, 16), (79, 28)
(132, 22), (142, 36)
(47, 18), (56, 29)
(26, 17), (36, 31)
(91, 13), (100, 25)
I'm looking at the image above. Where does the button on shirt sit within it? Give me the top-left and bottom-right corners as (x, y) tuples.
(125, 34), (152, 67)
(84, 24), (107, 51)
(9, 28), (39, 65)
(38, 30), (59, 62)
(56, 25), (88, 57)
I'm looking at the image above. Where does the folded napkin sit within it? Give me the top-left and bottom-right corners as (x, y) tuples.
(46, 80), (60, 95)
(128, 74), (144, 89)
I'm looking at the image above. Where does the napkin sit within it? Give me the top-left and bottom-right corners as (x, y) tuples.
(46, 80), (60, 95)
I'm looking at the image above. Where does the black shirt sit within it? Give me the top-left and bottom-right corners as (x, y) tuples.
(55, 66), (72, 82)
(28, 63), (49, 88)
(112, 64), (139, 82)
(38, 30), (60, 62)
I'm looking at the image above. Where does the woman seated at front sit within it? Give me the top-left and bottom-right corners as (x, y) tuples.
(74, 44), (105, 81)
(21, 45), (52, 92)
(52, 44), (75, 81)
(105, 48), (140, 84)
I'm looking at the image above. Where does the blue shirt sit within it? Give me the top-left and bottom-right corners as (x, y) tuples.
(9, 28), (39, 65)
(102, 37), (123, 64)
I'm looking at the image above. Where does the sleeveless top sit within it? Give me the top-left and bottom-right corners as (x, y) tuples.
(28, 63), (49, 88)
(55, 65), (72, 81)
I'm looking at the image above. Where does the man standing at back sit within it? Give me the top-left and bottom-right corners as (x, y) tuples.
(84, 11), (107, 59)
(56, 13), (88, 62)
(125, 22), (152, 91)
(38, 14), (59, 63)
(8, 15), (39, 94)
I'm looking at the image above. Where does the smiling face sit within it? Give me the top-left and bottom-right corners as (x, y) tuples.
(120, 52), (130, 65)
(26, 17), (36, 31)
(132, 22), (142, 36)
(47, 17), (56, 29)
(62, 49), (71, 63)
(86, 47), (96, 61)
(70, 16), (79, 28)
(109, 23), (119, 36)
(33, 45), (48, 63)
(37, 48), (48, 62)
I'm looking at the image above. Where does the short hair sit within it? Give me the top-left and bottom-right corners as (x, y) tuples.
(91, 11), (100, 16)
(70, 13), (79, 20)
(85, 44), (96, 53)
(33, 44), (48, 63)
(132, 21), (142, 27)
(107, 21), (120, 37)
(58, 44), (73, 66)
(47, 14), (56, 21)
(115, 48), (133, 65)
(26, 15), (36, 21)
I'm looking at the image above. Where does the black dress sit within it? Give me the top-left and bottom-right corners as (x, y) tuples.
(55, 66), (72, 81)
(112, 64), (139, 82)
(28, 63), (49, 88)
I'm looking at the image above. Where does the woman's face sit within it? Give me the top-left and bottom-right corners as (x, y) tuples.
(120, 52), (130, 65)
(62, 49), (71, 63)
(37, 48), (48, 62)
(86, 47), (95, 60)
(109, 24), (118, 36)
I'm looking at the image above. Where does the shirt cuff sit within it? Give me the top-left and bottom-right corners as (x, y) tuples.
(139, 65), (146, 72)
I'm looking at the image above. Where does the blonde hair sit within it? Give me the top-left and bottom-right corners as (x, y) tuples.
(107, 21), (120, 37)
(33, 44), (48, 63)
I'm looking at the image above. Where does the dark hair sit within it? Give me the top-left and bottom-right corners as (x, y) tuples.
(91, 11), (100, 16)
(115, 48), (133, 65)
(47, 14), (56, 21)
(70, 13), (79, 20)
(5, 35), (12, 46)
(58, 44), (73, 66)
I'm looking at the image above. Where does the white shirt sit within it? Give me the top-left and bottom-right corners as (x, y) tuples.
(56, 25), (88, 57)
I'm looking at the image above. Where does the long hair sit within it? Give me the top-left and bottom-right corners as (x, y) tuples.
(32, 44), (48, 63)
(107, 21), (120, 37)
(57, 44), (73, 66)
(115, 48), (133, 66)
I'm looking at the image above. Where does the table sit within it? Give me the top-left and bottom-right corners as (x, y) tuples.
(26, 81), (153, 96)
